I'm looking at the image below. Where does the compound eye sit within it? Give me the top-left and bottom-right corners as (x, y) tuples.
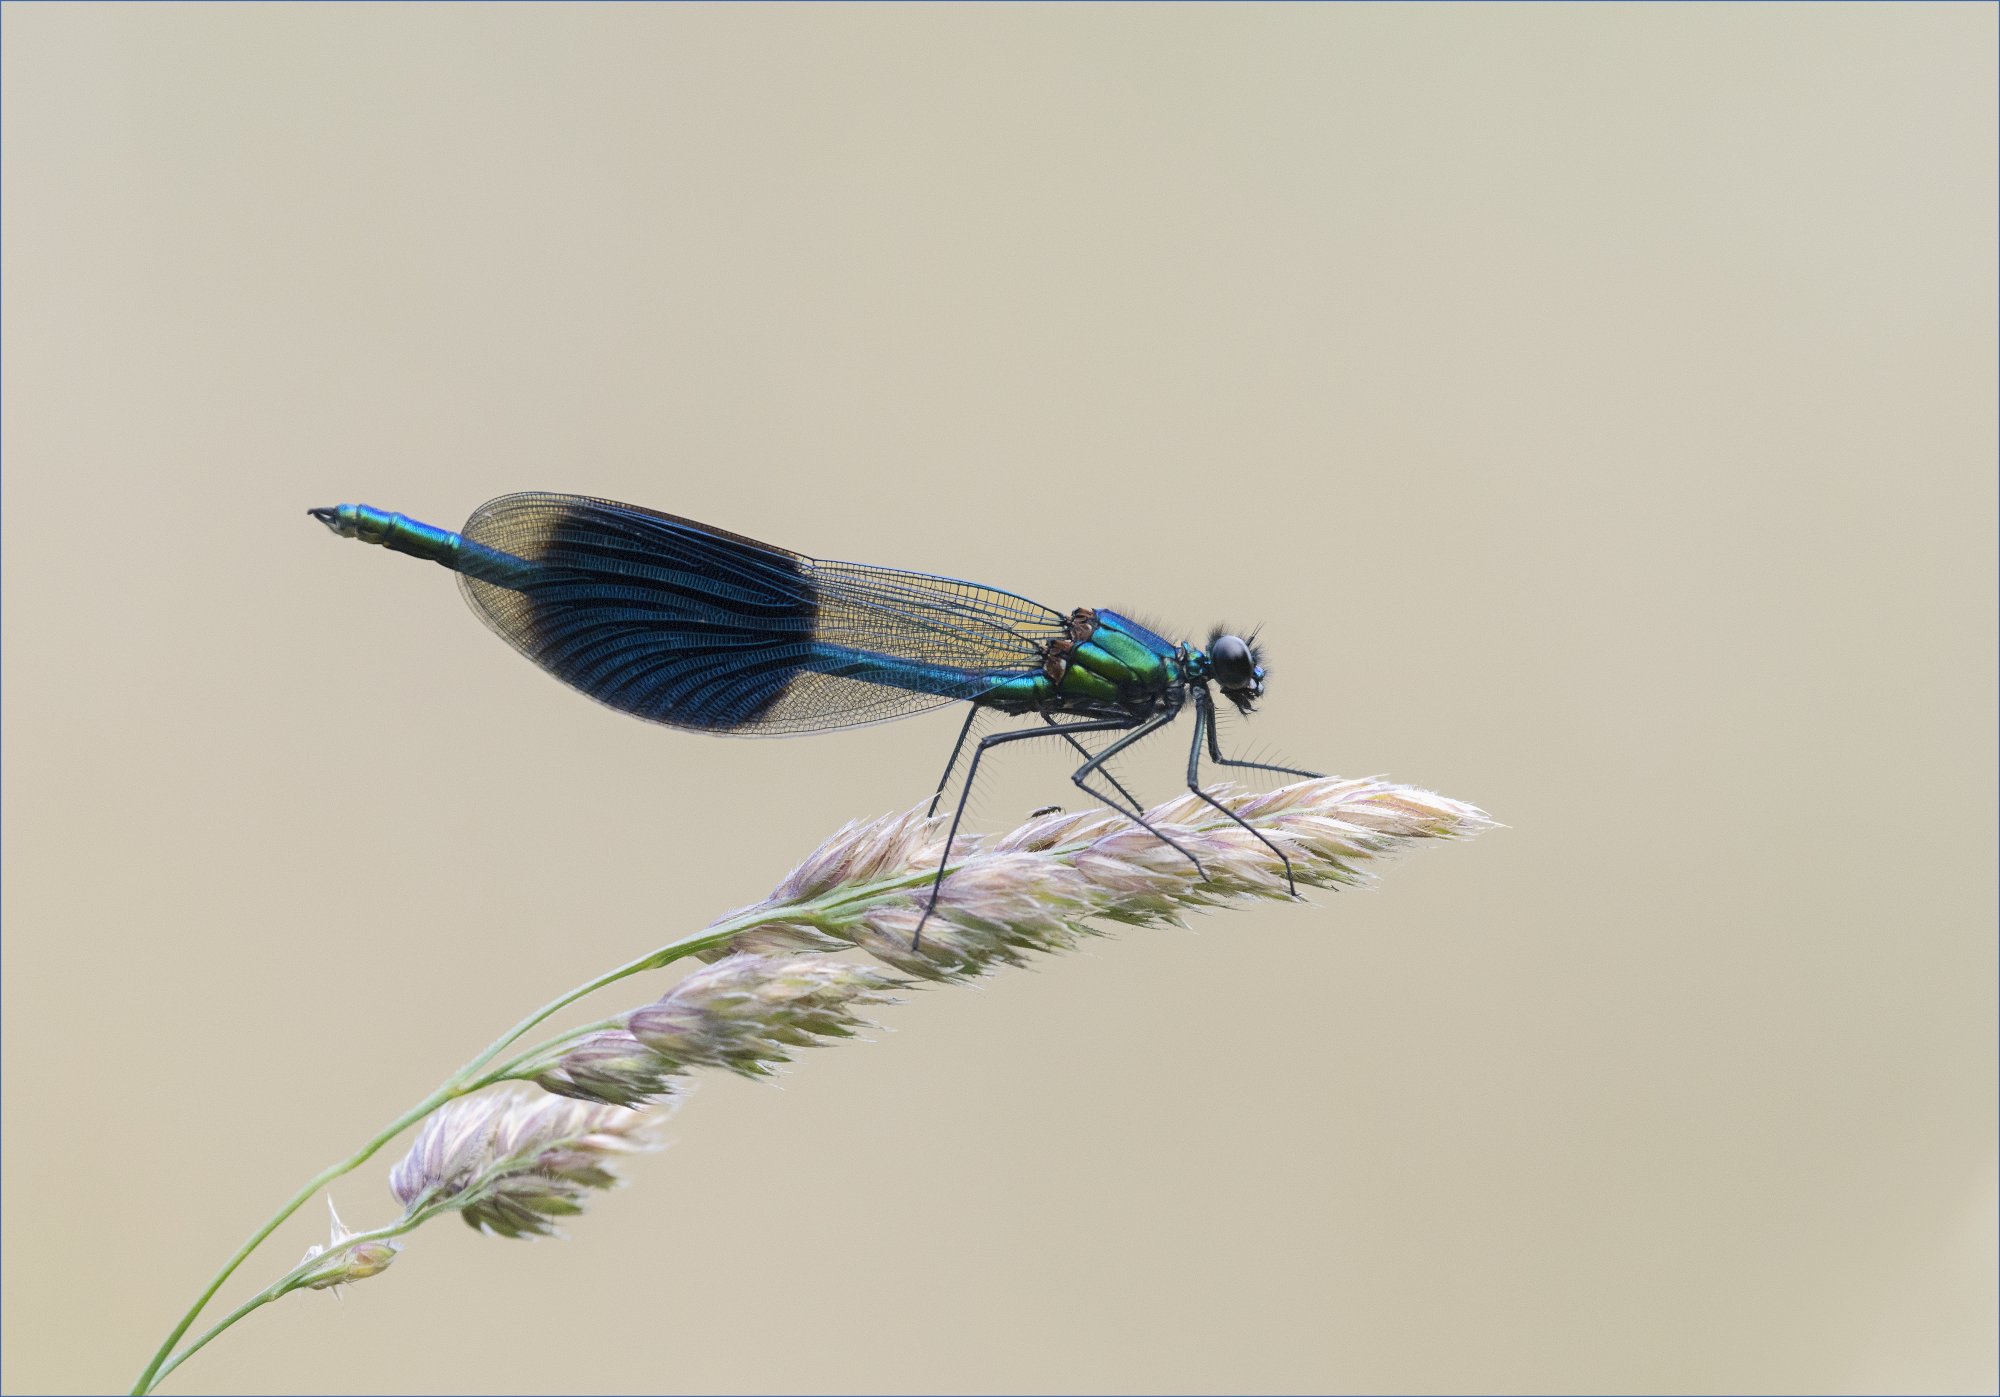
(1211, 634), (1255, 688)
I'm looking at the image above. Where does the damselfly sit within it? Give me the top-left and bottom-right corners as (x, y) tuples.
(309, 494), (1321, 943)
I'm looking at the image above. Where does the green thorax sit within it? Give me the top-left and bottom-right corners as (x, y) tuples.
(974, 608), (1190, 713)
(1046, 607), (1187, 706)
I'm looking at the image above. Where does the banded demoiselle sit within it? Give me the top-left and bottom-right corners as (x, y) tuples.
(309, 493), (1321, 943)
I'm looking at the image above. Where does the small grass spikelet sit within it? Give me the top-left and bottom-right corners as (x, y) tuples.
(622, 952), (905, 1077)
(293, 1199), (400, 1293)
(523, 953), (907, 1105)
(387, 1088), (667, 1239)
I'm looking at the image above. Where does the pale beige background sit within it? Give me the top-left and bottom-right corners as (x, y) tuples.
(3, 4), (1993, 1394)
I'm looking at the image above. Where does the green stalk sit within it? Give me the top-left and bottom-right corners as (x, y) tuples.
(144, 1213), (418, 1392)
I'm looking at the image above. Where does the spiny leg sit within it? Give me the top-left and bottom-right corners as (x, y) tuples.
(1062, 720), (1205, 868)
(1186, 687), (1304, 897)
(928, 707), (1138, 828)
(1203, 695), (1324, 781)
(917, 714), (1144, 948)
(927, 704), (985, 818)
(1066, 707), (1211, 882)
(1040, 711), (1146, 814)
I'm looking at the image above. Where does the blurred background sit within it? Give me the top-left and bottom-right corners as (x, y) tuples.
(3, 5), (1993, 1393)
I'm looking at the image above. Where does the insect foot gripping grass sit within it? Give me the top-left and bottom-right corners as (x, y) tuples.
(131, 777), (1492, 1394)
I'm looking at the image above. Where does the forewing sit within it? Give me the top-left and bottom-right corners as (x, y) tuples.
(455, 493), (1064, 735)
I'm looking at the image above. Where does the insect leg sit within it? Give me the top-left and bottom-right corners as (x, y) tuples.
(1067, 706), (1210, 881)
(1186, 687), (1303, 896)
(1040, 711), (1146, 814)
(1203, 697), (1325, 780)
(927, 704), (985, 818)
(917, 715), (1144, 949)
